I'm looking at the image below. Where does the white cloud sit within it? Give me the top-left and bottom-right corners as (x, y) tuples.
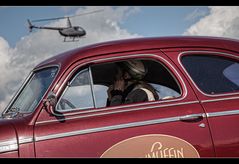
(0, 37), (11, 102)
(184, 8), (208, 22)
(184, 6), (239, 39)
(0, 6), (141, 113)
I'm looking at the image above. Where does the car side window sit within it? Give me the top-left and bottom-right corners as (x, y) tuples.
(56, 68), (94, 111)
(91, 59), (181, 108)
(56, 58), (182, 112)
(93, 84), (108, 108)
(181, 54), (239, 95)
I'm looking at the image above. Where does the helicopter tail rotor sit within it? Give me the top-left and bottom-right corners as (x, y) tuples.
(27, 19), (34, 32)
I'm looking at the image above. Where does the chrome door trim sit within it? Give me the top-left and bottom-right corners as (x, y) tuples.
(35, 113), (206, 142)
(201, 96), (239, 103)
(35, 109), (239, 143)
(36, 100), (199, 125)
(18, 137), (34, 144)
(0, 140), (18, 153)
(206, 109), (239, 118)
(0, 138), (34, 154)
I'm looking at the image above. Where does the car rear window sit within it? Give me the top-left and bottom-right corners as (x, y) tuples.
(181, 54), (239, 95)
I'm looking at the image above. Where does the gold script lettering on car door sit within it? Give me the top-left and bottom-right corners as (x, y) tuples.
(101, 134), (200, 158)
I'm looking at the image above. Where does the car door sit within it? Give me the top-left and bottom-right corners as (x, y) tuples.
(34, 50), (215, 157)
(176, 49), (239, 157)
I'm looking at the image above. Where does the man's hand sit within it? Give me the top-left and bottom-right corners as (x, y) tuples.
(114, 78), (125, 91)
(107, 85), (114, 100)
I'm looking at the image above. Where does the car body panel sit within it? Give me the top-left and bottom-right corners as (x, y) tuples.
(162, 47), (239, 157)
(34, 50), (214, 157)
(0, 119), (18, 157)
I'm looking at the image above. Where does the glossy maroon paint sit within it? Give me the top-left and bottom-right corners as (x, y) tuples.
(161, 47), (239, 157)
(34, 50), (214, 157)
(0, 36), (239, 157)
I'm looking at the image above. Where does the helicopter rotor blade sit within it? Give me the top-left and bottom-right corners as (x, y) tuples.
(69, 9), (104, 18)
(30, 9), (104, 23)
(31, 17), (67, 22)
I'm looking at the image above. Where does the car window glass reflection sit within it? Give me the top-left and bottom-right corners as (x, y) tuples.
(223, 63), (239, 87)
(57, 69), (94, 111)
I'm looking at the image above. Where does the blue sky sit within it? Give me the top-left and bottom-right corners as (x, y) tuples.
(0, 6), (209, 47)
(0, 6), (78, 47)
(121, 6), (209, 37)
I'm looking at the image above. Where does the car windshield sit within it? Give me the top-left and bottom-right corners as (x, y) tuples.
(6, 67), (58, 114)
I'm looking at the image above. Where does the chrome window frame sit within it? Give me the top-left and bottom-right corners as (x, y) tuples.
(50, 53), (187, 117)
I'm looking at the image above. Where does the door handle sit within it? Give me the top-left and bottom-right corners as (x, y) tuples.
(179, 114), (204, 122)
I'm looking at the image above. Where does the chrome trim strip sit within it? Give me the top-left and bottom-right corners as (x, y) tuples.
(53, 53), (187, 117)
(35, 109), (239, 142)
(89, 66), (97, 108)
(33, 64), (61, 72)
(201, 96), (239, 103)
(0, 140), (17, 147)
(0, 144), (18, 153)
(178, 51), (239, 97)
(0, 138), (33, 153)
(36, 100), (199, 125)
(0, 140), (18, 153)
(19, 138), (34, 144)
(206, 109), (239, 118)
(35, 113), (205, 142)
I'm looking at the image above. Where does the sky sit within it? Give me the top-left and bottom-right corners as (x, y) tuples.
(0, 6), (210, 47)
(1, 6), (239, 112)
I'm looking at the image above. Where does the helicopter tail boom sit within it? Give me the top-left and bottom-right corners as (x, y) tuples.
(27, 19), (66, 32)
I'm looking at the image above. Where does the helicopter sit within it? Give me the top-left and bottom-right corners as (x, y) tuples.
(27, 9), (104, 42)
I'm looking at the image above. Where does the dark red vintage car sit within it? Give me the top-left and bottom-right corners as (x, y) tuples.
(1, 36), (239, 158)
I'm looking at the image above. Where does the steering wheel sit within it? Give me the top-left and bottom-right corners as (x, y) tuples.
(59, 98), (76, 110)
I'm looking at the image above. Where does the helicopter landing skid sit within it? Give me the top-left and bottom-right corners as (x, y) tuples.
(63, 38), (79, 42)
(63, 39), (80, 42)
(63, 36), (86, 42)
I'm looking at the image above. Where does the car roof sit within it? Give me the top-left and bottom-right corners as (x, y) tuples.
(35, 36), (239, 70)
